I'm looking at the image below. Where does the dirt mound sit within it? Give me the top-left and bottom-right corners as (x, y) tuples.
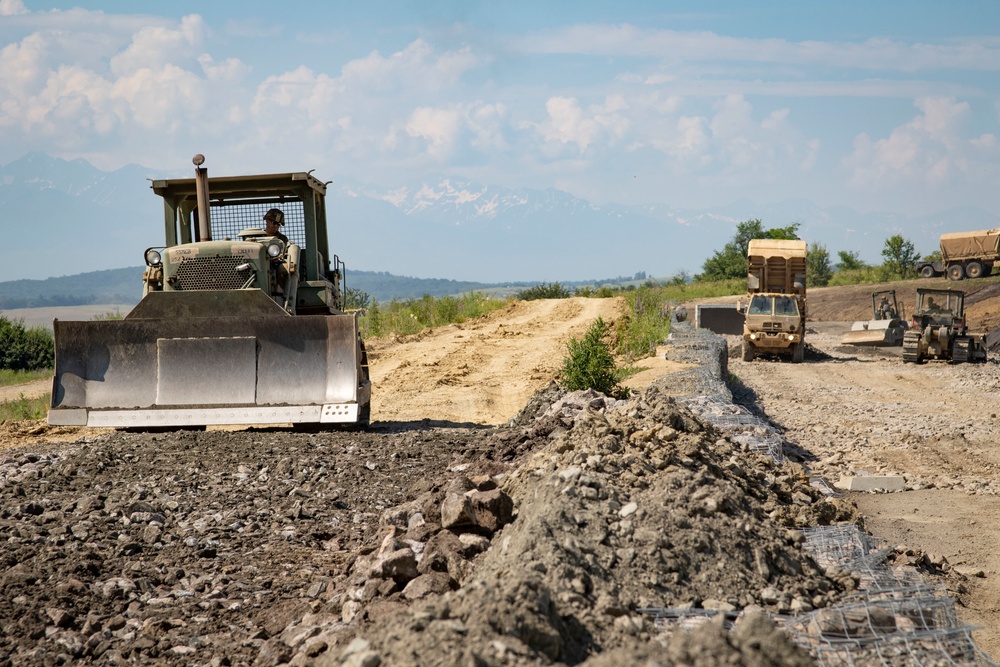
(327, 384), (856, 665)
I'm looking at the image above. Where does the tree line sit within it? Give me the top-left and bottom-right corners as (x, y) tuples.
(697, 219), (921, 287)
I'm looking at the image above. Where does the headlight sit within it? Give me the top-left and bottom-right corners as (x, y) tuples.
(266, 240), (285, 258)
(145, 248), (162, 266)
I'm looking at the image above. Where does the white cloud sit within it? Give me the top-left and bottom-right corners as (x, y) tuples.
(845, 96), (974, 188)
(532, 95), (629, 155)
(0, 0), (28, 16)
(109, 14), (205, 76)
(339, 39), (479, 93)
(515, 24), (1000, 72)
(404, 107), (462, 159)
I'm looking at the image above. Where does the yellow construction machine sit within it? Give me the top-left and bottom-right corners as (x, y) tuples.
(48, 155), (371, 429)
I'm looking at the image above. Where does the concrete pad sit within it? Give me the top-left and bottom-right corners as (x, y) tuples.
(834, 475), (907, 492)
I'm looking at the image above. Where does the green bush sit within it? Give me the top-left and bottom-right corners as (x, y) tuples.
(560, 317), (628, 399)
(0, 316), (54, 371)
(518, 282), (571, 300)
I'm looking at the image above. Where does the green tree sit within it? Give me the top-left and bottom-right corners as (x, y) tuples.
(808, 243), (833, 287)
(519, 282), (571, 300)
(344, 287), (372, 310)
(836, 250), (866, 271)
(0, 316), (54, 371)
(698, 220), (800, 281)
(881, 234), (919, 278)
(559, 317), (628, 399)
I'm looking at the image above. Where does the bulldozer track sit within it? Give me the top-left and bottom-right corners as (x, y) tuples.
(902, 330), (922, 363)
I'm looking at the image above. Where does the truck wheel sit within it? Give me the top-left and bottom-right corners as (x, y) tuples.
(742, 342), (754, 362)
(966, 261), (984, 279)
(947, 264), (966, 281)
(920, 264), (935, 279)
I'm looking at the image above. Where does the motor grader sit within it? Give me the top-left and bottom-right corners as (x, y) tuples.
(48, 155), (371, 428)
(902, 288), (986, 364)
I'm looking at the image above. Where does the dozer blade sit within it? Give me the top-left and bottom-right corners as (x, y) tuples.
(840, 319), (902, 347)
(49, 293), (370, 428)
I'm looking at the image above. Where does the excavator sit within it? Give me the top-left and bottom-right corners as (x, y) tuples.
(48, 155), (371, 429)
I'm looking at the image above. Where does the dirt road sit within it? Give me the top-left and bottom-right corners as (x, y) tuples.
(367, 296), (689, 425)
(730, 321), (1000, 656)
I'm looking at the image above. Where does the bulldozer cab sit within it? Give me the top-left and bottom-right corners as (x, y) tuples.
(871, 290), (900, 321)
(914, 288), (965, 327)
(146, 171), (343, 315)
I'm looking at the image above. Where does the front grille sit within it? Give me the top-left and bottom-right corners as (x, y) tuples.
(174, 256), (246, 290)
(762, 322), (780, 330)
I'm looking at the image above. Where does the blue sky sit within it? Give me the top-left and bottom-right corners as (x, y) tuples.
(2, 0), (999, 216)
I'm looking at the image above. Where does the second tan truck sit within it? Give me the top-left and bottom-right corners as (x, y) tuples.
(916, 228), (1000, 280)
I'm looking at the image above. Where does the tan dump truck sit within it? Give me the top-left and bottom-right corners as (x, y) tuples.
(740, 239), (808, 363)
(915, 228), (1000, 280)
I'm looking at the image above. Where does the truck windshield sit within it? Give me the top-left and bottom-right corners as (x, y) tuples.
(774, 297), (799, 316)
(748, 295), (799, 317)
(748, 296), (772, 315)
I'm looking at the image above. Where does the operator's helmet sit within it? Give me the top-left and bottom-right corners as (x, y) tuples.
(263, 208), (285, 226)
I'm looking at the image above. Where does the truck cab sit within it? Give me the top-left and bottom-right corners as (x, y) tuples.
(741, 239), (808, 363)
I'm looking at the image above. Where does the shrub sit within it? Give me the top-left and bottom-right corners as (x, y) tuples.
(0, 316), (54, 371)
(518, 282), (571, 300)
(560, 317), (628, 399)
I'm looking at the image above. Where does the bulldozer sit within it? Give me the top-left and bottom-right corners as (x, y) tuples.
(48, 155), (372, 429)
(902, 288), (986, 364)
(840, 290), (908, 347)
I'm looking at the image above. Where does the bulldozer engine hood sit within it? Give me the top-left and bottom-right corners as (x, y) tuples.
(161, 240), (270, 292)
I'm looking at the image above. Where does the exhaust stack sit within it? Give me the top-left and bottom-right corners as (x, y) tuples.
(193, 153), (211, 241)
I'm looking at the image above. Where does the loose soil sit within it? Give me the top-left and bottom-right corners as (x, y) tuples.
(0, 286), (997, 665)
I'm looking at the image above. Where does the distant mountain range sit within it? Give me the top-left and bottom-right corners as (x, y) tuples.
(3, 151), (999, 286)
(0, 266), (638, 309)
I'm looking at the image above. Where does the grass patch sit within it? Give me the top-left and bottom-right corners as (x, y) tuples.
(0, 368), (50, 388)
(361, 292), (512, 338)
(0, 394), (49, 421)
(614, 287), (674, 361)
